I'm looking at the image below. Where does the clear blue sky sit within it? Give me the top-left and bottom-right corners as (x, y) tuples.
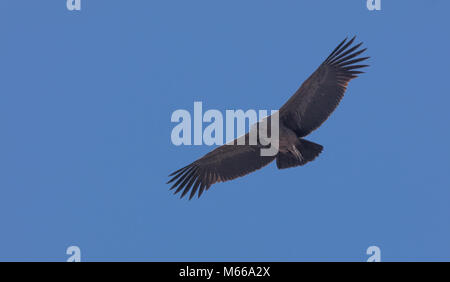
(1, 1), (449, 261)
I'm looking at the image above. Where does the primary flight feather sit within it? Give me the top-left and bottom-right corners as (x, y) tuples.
(168, 36), (369, 199)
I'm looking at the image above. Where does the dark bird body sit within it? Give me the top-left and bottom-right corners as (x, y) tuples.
(168, 37), (369, 199)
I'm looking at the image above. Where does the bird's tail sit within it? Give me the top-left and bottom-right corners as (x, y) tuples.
(276, 139), (323, 169)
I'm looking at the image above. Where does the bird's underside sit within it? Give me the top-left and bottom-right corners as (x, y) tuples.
(167, 36), (369, 200)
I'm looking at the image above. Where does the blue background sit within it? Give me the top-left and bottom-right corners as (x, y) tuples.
(1, 1), (449, 261)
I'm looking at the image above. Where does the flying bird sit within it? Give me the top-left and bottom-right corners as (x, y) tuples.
(168, 36), (369, 199)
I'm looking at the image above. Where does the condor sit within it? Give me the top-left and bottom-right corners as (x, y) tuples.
(168, 36), (369, 200)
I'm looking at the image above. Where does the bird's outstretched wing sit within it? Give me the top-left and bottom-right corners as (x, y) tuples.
(167, 135), (276, 200)
(279, 36), (369, 137)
